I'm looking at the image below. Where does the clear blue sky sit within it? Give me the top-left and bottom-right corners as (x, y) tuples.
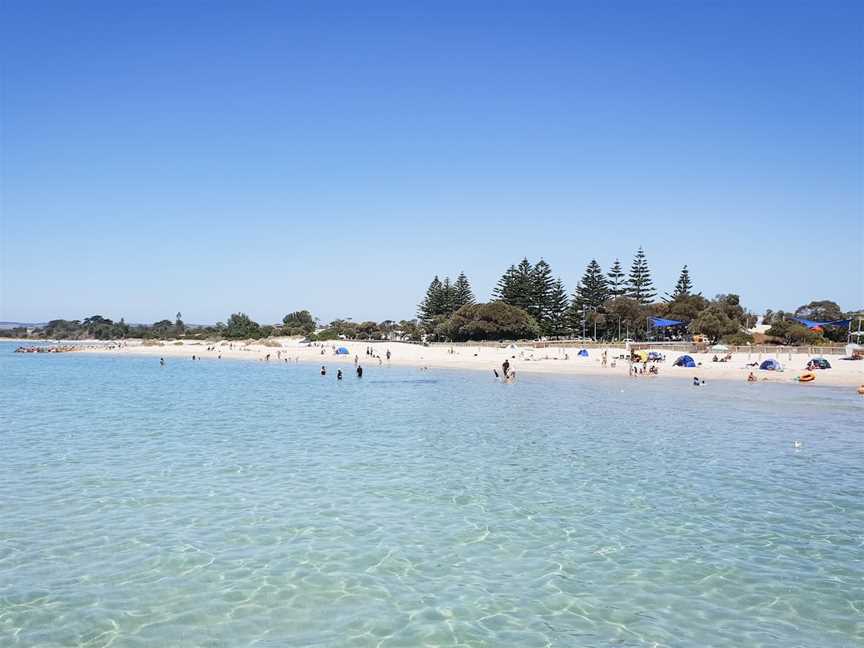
(2, 1), (862, 325)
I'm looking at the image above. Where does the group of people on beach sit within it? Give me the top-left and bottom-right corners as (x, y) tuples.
(629, 363), (659, 377)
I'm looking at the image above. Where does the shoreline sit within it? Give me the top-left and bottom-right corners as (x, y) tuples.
(20, 338), (862, 389)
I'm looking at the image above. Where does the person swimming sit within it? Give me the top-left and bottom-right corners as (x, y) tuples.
(337, 369), (343, 380)
(320, 366), (326, 375)
(693, 376), (700, 386)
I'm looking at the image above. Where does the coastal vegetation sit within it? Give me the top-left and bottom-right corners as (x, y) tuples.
(2, 250), (860, 345)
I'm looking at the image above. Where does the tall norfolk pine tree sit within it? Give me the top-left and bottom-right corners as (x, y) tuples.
(418, 272), (476, 325)
(607, 259), (626, 297)
(452, 271), (475, 309)
(530, 259), (555, 330)
(418, 276), (445, 322)
(493, 258), (534, 313)
(573, 259), (609, 311)
(671, 265), (693, 299)
(493, 258), (562, 335)
(547, 278), (570, 337)
(626, 247), (656, 305)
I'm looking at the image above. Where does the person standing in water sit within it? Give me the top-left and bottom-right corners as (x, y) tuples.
(337, 369), (343, 380)
(320, 366), (326, 375)
(502, 358), (510, 378)
(160, 357), (165, 366)
(356, 365), (363, 378)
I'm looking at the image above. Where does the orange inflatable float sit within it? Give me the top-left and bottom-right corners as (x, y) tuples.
(797, 372), (815, 383)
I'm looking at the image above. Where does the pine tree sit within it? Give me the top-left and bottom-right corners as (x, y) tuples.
(493, 265), (518, 302)
(607, 259), (626, 297)
(511, 258), (534, 312)
(672, 265), (693, 299)
(566, 283), (587, 334)
(452, 272), (475, 309)
(418, 276), (445, 322)
(626, 247), (656, 305)
(529, 259), (555, 328)
(440, 276), (456, 315)
(494, 259), (534, 312)
(574, 259), (609, 311)
(547, 278), (570, 337)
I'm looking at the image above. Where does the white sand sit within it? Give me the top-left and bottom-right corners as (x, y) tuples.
(76, 338), (864, 390)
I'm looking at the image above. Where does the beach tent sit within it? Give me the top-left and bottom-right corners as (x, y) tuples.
(506, 343), (520, 351)
(759, 359), (783, 371)
(673, 355), (696, 368)
(335, 347), (349, 355)
(808, 357), (831, 369)
(648, 351), (663, 361)
(577, 349), (589, 357)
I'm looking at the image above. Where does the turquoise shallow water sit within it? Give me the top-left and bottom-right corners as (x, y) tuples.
(1, 344), (862, 647)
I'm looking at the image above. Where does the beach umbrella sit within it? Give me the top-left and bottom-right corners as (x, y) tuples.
(710, 344), (729, 352)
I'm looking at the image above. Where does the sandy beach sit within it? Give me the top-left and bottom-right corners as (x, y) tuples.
(65, 338), (864, 389)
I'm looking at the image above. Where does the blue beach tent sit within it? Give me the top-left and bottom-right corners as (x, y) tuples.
(808, 357), (831, 369)
(577, 349), (589, 357)
(673, 355), (696, 368)
(335, 347), (349, 355)
(759, 359), (782, 371)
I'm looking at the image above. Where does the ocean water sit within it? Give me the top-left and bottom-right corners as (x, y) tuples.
(1, 344), (862, 647)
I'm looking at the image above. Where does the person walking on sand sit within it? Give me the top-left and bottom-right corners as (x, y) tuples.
(386, 349), (391, 361)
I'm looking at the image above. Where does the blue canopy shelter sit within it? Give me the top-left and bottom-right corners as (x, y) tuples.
(792, 317), (852, 330)
(759, 359), (783, 371)
(647, 316), (686, 339)
(335, 347), (349, 355)
(650, 317), (685, 328)
(673, 354), (696, 368)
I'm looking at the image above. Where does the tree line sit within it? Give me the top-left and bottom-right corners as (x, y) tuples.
(2, 247), (859, 345)
(415, 249), (862, 343)
(0, 310), (426, 343)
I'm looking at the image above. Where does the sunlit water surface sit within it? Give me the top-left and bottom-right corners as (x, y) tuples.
(1, 344), (862, 647)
